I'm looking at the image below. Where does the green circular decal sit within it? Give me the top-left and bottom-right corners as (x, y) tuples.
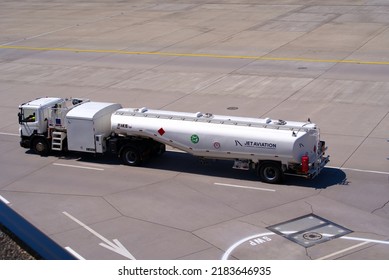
(190, 134), (199, 144)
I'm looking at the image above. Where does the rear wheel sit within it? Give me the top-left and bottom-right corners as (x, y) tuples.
(258, 162), (283, 184)
(32, 137), (50, 156)
(121, 146), (141, 166)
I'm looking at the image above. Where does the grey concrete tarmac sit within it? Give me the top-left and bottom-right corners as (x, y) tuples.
(0, 0), (388, 260)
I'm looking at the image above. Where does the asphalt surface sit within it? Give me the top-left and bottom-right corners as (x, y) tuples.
(0, 0), (388, 260)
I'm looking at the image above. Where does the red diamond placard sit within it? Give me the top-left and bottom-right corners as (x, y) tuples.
(158, 128), (165, 136)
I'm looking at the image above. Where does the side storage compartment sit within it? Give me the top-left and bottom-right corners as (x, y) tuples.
(65, 102), (122, 153)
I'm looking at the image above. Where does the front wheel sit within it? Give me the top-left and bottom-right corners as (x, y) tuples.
(258, 162), (283, 184)
(32, 137), (50, 156)
(121, 146), (141, 166)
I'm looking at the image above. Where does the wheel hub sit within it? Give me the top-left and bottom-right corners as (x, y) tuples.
(35, 142), (45, 152)
(264, 167), (276, 180)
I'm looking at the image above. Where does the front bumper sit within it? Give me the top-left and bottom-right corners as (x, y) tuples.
(20, 137), (31, 149)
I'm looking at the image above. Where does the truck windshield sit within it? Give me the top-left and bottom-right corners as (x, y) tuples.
(20, 108), (37, 123)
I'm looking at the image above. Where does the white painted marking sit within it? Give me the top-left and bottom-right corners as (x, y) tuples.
(317, 241), (370, 260)
(223, 231), (389, 260)
(53, 163), (104, 171)
(328, 166), (389, 176)
(214, 182), (275, 192)
(65, 246), (86, 260)
(222, 232), (276, 260)
(0, 132), (19, 136)
(78, 162), (113, 169)
(341, 236), (389, 245)
(249, 235), (272, 246)
(0, 195), (10, 204)
(341, 167), (389, 175)
(63, 211), (135, 260)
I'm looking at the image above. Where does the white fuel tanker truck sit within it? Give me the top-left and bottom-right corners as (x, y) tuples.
(18, 97), (329, 184)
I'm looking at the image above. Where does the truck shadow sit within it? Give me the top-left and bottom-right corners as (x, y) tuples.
(283, 167), (348, 189)
(72, 150), (345, 189)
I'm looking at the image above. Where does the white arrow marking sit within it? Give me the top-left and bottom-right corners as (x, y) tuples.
(63, 211), (135, 260)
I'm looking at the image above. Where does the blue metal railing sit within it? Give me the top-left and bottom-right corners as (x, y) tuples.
(0, 201), (77, 260)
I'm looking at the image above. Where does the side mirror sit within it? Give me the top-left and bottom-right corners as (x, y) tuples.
(18, 112), (22, 124)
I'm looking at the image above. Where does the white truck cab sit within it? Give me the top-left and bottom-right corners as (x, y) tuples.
(19, 97), (64, 136)
(18, 97), (88, 155)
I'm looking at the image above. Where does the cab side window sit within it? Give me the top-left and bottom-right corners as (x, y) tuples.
(23, 109), (37, 122)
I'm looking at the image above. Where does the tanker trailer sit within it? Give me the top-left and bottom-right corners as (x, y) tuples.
(110, 107), (329, 184)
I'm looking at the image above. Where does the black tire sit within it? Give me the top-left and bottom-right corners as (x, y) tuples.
(258, 162), (283, 184)
(121, 146), (141, 166)
(32, 137), (50, 156)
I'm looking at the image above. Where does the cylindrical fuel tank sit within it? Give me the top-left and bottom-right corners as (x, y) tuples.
(111, 108), (319, 163)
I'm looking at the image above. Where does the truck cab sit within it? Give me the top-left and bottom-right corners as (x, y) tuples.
(18, 97), (87, 155)
(19, 97), (64, 138)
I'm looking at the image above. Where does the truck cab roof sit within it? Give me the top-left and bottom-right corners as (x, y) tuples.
(19, 97), (64, 109)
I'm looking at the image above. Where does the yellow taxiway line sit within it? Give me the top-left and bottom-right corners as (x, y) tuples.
(1, 44), (389, 65)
